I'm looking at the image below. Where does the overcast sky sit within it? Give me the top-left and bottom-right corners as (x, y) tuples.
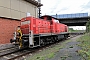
(35, 0), (89, 30)
(39, 0), (90, 30)
(41, 0), (90, 16)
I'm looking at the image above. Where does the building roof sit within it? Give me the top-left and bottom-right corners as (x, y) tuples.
(24, 0), (43, 7)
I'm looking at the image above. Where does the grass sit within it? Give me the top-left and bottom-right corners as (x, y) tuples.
(77, 33), (90, 60)
(69, 30), (85, 33)
(69, 45), (73, 48)
(26, 39), (71, 60)
(25, 34), (90, 60)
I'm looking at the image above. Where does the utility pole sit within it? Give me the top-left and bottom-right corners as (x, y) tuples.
(56, 14), (57, 18)
(38, 7), (41, 18)
(38, 0), (41, 18)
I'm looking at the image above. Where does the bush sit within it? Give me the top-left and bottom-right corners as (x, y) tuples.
(86, 20), (90, 32)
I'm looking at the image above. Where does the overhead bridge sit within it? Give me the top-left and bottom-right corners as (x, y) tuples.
(57, 16), (90, 26)
(51, 13), (89, 26)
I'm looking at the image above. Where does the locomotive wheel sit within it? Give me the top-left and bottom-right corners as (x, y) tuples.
(40, 38), (44, 46)
(54, 36), (58, 42)
(51, 37), (54, 43)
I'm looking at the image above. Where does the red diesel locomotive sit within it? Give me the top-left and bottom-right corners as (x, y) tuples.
(10, 15), (69, 48)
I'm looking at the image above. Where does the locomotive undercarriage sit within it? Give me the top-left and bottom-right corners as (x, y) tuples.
(10, 31), (69, 49)
(21, 33), (69, 48)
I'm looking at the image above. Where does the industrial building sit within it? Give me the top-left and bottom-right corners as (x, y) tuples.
(0, 0), (42, 44)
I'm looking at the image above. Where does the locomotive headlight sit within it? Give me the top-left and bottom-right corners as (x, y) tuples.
(21, 20), (30, 25)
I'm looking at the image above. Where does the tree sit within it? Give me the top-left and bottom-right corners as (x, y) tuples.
(86, 19), (90, 32)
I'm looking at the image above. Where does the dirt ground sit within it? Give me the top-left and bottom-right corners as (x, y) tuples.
(48, 35), (83, 60)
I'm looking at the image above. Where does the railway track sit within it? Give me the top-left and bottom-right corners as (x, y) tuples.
(0, 49), (33, 60)
(0, 47), (19, 56)
(69, 32), (85, 35)
(0, 46), (44, 60)
(0, 47), (19, 59)
(0, 47), (30, 60)
(0, 34), (80, 60)
(0, 47), (18, 53)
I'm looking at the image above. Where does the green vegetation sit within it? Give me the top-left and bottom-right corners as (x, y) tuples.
(69, 28), (74, 32)
(26, 40), (71, 60)
(68, 28), (85, 33)
(69, 45), (73, 48)
(60, 56), (67, 60)
(77, 33), (90, 60)
(86, 19), (90, 32)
